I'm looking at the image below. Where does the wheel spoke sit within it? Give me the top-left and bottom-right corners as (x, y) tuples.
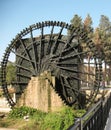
(17, 73), (31, 79)
(57, 62), (96, 66)
(59, 76), (68, 99)
(17, 35), (36, 75)
(58, 51), (88, 61)
(15, 64), (33, 73)
(58, 66), (95, 76)
(11, 82), (28, 85)
(46, 25), (54, 54)
(52, 26), (64, 54)
(38, 26), (44, 73)
(30, 27), (38, 74)
(12, 49), (34, 63)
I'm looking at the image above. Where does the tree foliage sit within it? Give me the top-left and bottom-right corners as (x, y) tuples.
(69, 14), (111, 84)
(83, 14), (93, 38)
(70, 14), (83, 28)
(99, 15), (111, 32)
(68, 14), (83, 35)
(69, 14), (111, 63)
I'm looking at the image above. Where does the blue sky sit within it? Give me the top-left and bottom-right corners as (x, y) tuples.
(0, 0), (111, 61)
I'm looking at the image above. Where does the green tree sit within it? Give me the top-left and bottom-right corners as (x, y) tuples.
(83, 14), (94, 87)
(99, 15), (111, 58)
(70, 14), (83, 28)
(99, 15), (111, 32)
(68, 14), (83, 35)
(83, 14), (93, 38)
(98, 15), (111, 85)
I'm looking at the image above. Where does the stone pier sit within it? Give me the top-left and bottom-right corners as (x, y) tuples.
(18, 71), (64, 112)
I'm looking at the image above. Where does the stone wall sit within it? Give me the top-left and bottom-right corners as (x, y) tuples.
(0, 88), (16, 112)
(18, 71), (64, 112)
(0, 97), (11, 112)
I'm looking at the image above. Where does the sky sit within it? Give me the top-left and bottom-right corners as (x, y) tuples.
(0, 0), (111, 62)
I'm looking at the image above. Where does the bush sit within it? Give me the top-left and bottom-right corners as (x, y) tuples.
(41, 106), (75, 130)
(8, 106), (86, 130)
(8, 106), (38, 118)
